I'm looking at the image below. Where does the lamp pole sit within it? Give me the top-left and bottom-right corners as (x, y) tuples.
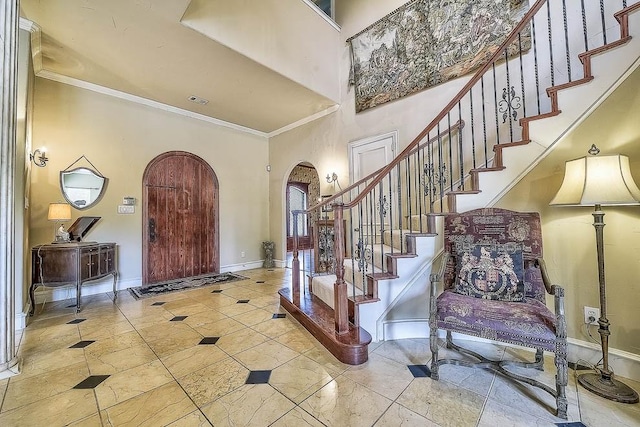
(577, 204), (638, 403)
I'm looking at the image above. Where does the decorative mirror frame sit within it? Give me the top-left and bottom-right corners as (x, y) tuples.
(60, 156), (108, 210)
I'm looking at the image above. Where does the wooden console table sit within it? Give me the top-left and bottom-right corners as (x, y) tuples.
(30, 242), (117, 315)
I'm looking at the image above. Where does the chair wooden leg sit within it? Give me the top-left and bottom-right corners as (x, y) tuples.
(555, 350), (568, 419)
(430, 325), (439, 380)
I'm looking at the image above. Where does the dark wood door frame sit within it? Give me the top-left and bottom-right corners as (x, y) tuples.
(142, 151), (219, 285)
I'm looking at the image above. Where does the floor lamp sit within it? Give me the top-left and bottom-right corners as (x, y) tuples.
(550, 144), (640, 403)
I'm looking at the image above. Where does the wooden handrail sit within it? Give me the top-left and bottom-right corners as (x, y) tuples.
(340, 0), (548, 209)
(308, 119), (465, 214)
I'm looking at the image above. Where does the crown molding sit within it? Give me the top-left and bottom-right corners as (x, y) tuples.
(267, 104), (340, 138)
(19, 18), (42, 74)
(35, 70), (270, 138)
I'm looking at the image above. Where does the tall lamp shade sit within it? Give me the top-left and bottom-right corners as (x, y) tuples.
(550, 145), (639, 404)
(47, 203), (72, 221)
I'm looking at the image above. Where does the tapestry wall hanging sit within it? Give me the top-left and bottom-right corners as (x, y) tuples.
(348, 0), (531, 113)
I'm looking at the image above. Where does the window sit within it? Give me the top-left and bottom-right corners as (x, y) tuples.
(287, 184), (309, 237)
(312, 0), (334, 20)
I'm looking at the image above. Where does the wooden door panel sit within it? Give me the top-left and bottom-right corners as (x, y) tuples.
(143, 152), (219, 285)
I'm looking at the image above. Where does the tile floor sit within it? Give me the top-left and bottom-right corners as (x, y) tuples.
(1, 267), (639, 426)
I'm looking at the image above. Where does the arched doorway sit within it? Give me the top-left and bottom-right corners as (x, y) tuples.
(285, 162), (320, 265)
(142, 151), (219, 285)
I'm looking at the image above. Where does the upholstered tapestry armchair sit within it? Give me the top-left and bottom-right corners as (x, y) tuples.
(429, 208), (568, 419)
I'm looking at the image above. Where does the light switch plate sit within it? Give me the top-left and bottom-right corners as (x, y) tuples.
(117, 205), (135, 214)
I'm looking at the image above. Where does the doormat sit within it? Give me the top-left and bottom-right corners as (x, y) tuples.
(129, 272), (247, 299)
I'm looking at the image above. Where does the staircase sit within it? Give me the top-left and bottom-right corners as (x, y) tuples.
(279, 0), (640, 364)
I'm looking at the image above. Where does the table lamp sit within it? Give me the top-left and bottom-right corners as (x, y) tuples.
(48, 202), (72, 243)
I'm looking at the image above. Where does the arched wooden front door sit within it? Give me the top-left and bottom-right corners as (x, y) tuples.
(142, 151), (219, 285)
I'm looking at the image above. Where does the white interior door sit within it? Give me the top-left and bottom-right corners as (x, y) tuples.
(348, 131), (398, 232)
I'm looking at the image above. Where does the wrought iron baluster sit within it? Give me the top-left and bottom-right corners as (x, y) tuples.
(547, 1), (555, 87)
(581, 0), (588, 52)
(562, 0), (572, 81)
(481, 76), (488, 167)
(457, 101), (464, 188)
(600, 0), (607, 45)
(503, 48), (514, 141)
(518, 32), (526, 121)
(532, 16), (541, 115)
(469, 90), (476, 170)
(492, 63), (500, 149)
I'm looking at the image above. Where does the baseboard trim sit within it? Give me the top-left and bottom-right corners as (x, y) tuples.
(221, 261), (265, 273)
(32, 276), (141, 304)
(381, 319), (640, 382)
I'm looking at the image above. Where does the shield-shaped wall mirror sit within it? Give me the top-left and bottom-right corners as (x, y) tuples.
(60, 156), (108, 210)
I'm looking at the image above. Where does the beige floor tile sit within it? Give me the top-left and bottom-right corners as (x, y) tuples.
(299, 375), (393, 427)
(219, 287), (264, 300)
(270, 355), (335, 404)
(182, 310), (228, 327)
(374, 402), (438, 426)
(84, 330), (147, 358)
(19, 344), (88, 379)
(178, 356), (249, 406)
(137, 319), (198, 342)
(192, 317), (246, 337)
(161, 344), (228, 378)
(0, 378), (8, 409)
(275, 328), (318, 353)
(578, 382), (640, 427)
(488, 371), (580, 422)
(214, 328), (269, 355)
(302, 346), (350, 376)
(166, 409), (213, 426)
(25, 313), (78, 330)
(125, 310), (177, 330)
(145, 327), (204, 358)
(162, 300), (212, 317)
(78, 319), (135, 340)
(94, 359), (174, 409)
(396, 378), (485, 427)
(271, 407), (326, 427)
(0, 389), (97, 427)
(199, 293), (241, 309)
(200, 384), (295, 426)
(372, 338), (432, 365)
(2, 361), (89, 412)
(101, 382), (198, 427)
(20, 322), (82, 353)
(477, 399), (558, 427)
(234, 340), (300, 371)
(86, 341), (158, 374)
(342, 352), (415, 400)
(216, 302), (261, 317)
(251, 316), (299, 338)
(232, 308), (276, 327)
(68, 413), (103, 426)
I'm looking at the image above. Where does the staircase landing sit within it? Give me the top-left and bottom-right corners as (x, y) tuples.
(279, 287), (371, 364)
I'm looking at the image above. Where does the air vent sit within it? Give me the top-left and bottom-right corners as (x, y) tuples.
(188, 95), (209, 105)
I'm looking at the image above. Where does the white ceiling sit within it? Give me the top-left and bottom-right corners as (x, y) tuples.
(19, 0), (338, 135)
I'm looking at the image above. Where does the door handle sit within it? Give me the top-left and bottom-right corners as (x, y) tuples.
(149, 218), (156, 242)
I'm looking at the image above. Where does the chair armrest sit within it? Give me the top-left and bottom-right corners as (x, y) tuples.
(430, 252), (449, 298)
(536, 257), (567, 342)
(535, 257), (555, 295)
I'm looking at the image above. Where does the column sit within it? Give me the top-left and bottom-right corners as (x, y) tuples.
(0, 0), (20, 377)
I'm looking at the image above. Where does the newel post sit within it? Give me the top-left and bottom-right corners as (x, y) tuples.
(332, 203), (348, 334)
(291, 210), (301, 306)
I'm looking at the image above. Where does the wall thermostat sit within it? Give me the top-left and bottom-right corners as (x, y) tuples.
(123, 197), (136, 205)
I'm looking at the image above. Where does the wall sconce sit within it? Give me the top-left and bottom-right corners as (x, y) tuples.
(326, 172), (342, 191)
(30, 148), (48, 167)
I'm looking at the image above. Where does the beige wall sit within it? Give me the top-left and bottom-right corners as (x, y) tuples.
(496, 67), (640, 354)
(29, 78), (270, 287)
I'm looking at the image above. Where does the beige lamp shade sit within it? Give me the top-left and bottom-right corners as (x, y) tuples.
(550, 154), (640, 206)
(48, 203), (72, 221)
